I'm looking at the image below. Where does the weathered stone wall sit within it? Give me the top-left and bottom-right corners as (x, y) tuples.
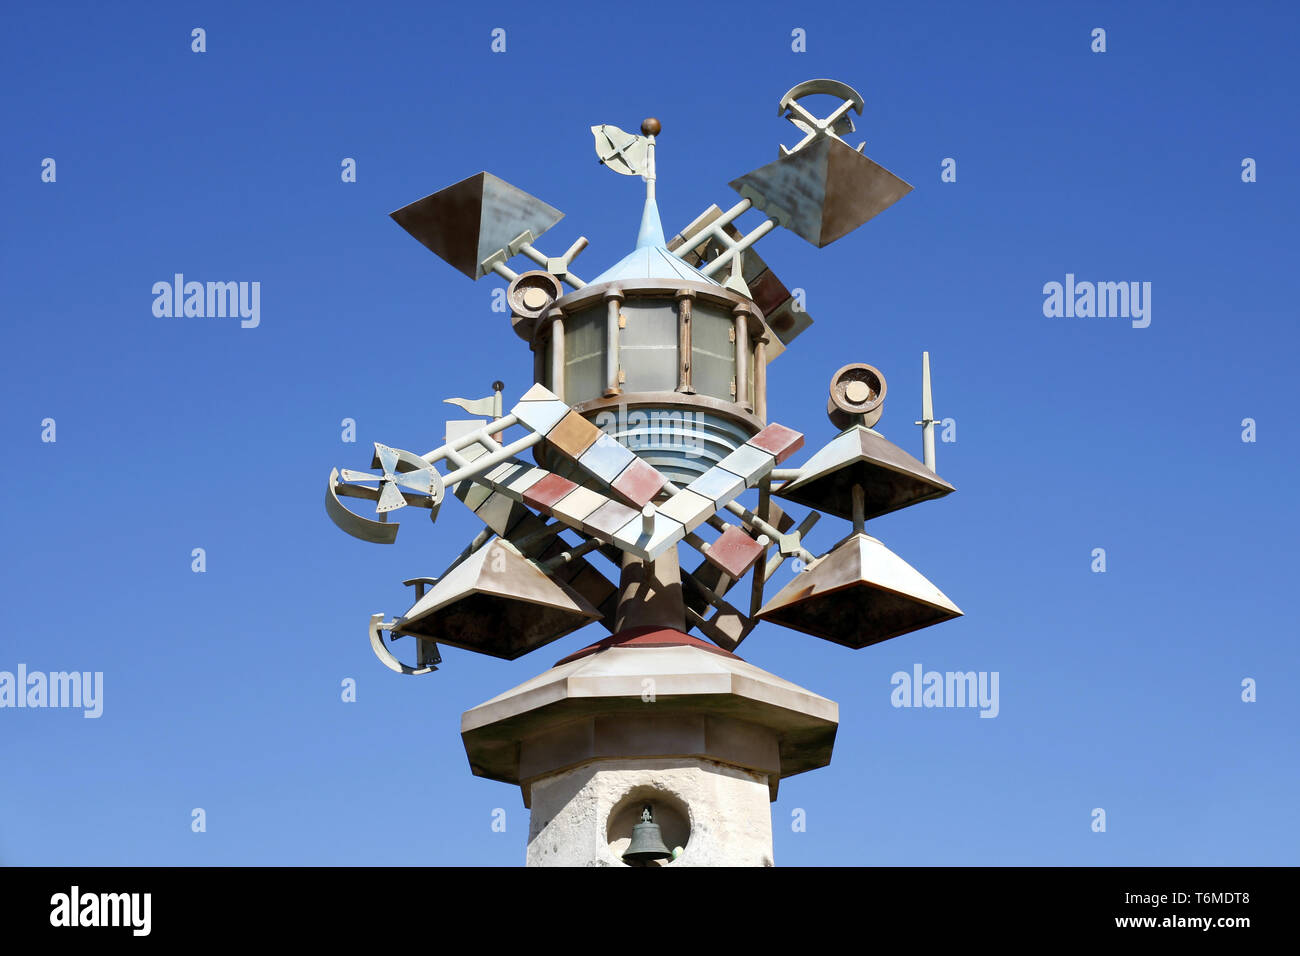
(525, 756), (774, 867)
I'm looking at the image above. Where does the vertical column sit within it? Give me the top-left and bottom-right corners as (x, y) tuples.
(753, 334), (768, 423)
(615, 549), (686, 633)
(550, 309), (566, 404)
(676, 289), (695, 394)
(604, 289), (624, 397)
(733, 305), (751, 413)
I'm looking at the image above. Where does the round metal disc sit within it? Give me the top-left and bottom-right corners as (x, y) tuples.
(829, 363), (886, 416)
(507, 271), (564, 341)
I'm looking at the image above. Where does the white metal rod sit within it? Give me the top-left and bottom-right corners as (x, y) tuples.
(440, 432), (543, 487)
(701, 219), (776, 277)
(420, 413), (520, 464)
(670, 199), (752, 260)
(645, 134), (656, 200)
(921, 350), (936, 472)
(518, 242), (586, 289)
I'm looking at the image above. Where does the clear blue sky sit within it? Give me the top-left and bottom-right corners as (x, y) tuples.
(1, 0), (1296, 866)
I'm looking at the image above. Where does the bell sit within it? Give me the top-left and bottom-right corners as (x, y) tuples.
(622, 805), (673, 865)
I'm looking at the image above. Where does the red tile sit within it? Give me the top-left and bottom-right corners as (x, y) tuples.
(522, 473), (579, 514)
(705, 526), (765, 579)
(610, 457), (668, 508)
(747, 422), (804, 464)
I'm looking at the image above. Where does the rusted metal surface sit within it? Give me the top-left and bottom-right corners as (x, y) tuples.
(331, 78), (960, 680)
(729, 137), (913, 248)
(390, 172), (564, 279)
(395, 539), (603, 660)
(757, 533), (961, 647)
(775, 426), (953, 523)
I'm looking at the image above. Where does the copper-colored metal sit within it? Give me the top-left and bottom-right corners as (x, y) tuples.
(667, 208), (810, 353)
(750, 479), (772, 616)
(829, 362), (886, 427)
(775, 426), (954, 523)
(603, 289), (623, 397)
(757, 532), (961, 648)
(395, 540), (603, 659)
(508, 270), (564, 342)
(753, 335), (768, 423)
(568, 390), (764, 437)
(615, 549), (686, 632)
(733, 305), (750, 412)
(729, 137), (913, 248)
(676, 289), (695, 393)
(640, 117), (662, 136)
(548, 311), (565, 402)
(390, 172), (564, 278)
(542, 278), (771, 347)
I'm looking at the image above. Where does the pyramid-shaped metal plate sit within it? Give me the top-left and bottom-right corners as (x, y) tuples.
(758, 533), (961, 647)
(729, 138), (913, 247)
(394, 540), (600, 659)
(775, 426), (953, 521)
(390, 172), (564, 279)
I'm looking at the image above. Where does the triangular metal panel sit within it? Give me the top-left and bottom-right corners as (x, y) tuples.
(729, 138), (913, 247)
(775, 426), (953, 521)
(394, 541), (601, 659)
(390, 172), (564, 279)
(757, 533), (961, 647)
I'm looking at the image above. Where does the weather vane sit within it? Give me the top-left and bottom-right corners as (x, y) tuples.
(324, 79), (961, 866)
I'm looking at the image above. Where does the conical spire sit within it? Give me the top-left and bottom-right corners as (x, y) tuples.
(635, 195), (667, 250)
(588, 117), (720, 285)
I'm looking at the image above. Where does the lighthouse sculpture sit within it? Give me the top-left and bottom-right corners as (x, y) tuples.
(324, 79), (961, 866)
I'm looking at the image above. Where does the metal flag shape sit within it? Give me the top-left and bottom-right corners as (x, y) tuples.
(444, 395), (497, 417)
(591, 124), (649, 176)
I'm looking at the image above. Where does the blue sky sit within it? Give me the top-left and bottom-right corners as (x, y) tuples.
(1, 0), (1296, 865)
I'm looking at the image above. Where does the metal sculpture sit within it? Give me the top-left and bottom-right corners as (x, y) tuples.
(325, 78), (960, 677)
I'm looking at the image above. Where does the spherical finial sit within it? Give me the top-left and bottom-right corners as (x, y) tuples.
(641, 117), (661, 137)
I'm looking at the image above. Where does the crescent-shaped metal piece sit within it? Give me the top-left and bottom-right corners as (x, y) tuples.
(778, 78), (865, 120)
(326, 468), (400, 544)
(777, 79), (867, 155)
(368, 613), (437, 676)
